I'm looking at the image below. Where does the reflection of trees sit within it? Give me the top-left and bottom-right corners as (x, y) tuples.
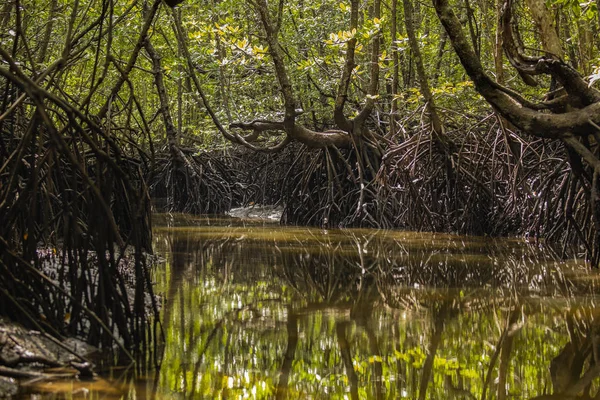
(418, 306), (448, 400)
(273, 230), (595, 399)
(532, 310), (600, 400)
(481, 306), (522, 400)
(152, 222), (596, 399)
(336, 321), (360, 400)
(154, 224), (288, 398)
(275, 307), (298, 400)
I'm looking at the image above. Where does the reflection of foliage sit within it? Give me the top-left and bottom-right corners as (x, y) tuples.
(149, 219), (596, 399)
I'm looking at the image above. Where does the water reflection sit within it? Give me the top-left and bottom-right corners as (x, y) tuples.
(26, 214), (600, 399)
(147, 214), (599, 400)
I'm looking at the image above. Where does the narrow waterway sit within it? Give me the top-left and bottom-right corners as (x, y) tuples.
(29, 213), (600, 399)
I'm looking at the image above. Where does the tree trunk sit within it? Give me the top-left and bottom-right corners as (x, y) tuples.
(144, 37), (182, 167)
(275, 310), (298, 400)
(402, 0), (444, 136)
(433, 28), (447, 84)
(494, 0), (505, 84)
(390, 0), (400, 138)
(524, 0), (563, 58)
(36, 0), (58, 65)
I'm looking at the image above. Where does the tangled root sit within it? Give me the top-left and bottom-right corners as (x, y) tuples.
(280, 143), (391, 228)
(149, 148), (242, 214)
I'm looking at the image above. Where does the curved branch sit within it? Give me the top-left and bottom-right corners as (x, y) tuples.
(491, 79), (562, 110)
(293, 126), (351, 148)
(230, 119), (351, 148)
(173, 7), (350, 151)
(247, 0), (353, 148)
(432, 0), (600, 139)
(501, 0), (600, 103)
(500, 0), (541, 76)
(534, 58), (600, 105)
(230, 120), (285, 132)
(230, 120), (282, 142)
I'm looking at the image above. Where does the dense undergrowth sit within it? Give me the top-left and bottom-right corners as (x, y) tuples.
(149, 107), (592, 263)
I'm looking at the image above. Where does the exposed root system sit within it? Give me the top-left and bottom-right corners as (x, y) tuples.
(0, 91), (160, 360)
(281, 143), (386, 228)
(149, 149), (241, 214)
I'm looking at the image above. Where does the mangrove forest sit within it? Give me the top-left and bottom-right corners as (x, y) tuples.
(1, 0), (600, 397)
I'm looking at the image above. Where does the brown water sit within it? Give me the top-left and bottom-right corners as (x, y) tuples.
(26, 213), (600, 399)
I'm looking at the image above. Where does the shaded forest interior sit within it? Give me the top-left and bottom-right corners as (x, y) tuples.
(1, 0), (600, 355)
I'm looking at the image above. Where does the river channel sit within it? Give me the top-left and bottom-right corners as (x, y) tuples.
(29, 213), (600, 399)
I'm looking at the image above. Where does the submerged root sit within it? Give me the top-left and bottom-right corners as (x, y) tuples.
(149, 145), (302, 214)
(378, 114), (596, 260)
(150, 114), (596, 262)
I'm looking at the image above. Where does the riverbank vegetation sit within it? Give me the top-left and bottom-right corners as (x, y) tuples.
(1, 0), (600, 360)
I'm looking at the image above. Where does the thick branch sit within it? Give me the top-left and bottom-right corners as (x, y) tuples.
(230, 120), (283, 142)
(432, 0), (600, 138)
(501, 0), (600, 104)
(144, 35), (183, 166)
(255, 0), (297, 132)
(230, 119), (350, 148)
(402, 0), (444, 135)
(230, 120), (285, 132)
(252, 0), (353, 148)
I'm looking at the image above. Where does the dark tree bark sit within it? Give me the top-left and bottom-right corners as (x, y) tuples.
(389, 0), (400, 138)
(433, 0), (600, 140)
(432, 0), (600, 263)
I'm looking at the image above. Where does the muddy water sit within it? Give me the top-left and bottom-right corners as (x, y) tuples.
(28, 213), (600, 399)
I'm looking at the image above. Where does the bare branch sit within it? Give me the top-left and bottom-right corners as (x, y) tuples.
(97, 0), (161, 119)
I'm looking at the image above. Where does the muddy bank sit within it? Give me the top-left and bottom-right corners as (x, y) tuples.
(0, 318), (97, 398)
(0, 245), (165, 398)
(36, 247), (163, 318)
